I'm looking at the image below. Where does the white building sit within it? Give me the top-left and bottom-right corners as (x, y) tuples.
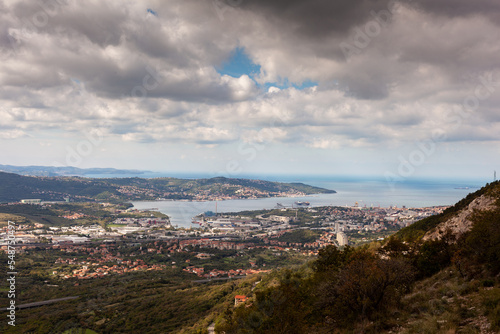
(20, 199), (41, 204)
(269, 215), (291, 223)
(336, 232), (348, 247)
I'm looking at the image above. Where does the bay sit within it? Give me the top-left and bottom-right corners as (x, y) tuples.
(132, 176), (487, 228)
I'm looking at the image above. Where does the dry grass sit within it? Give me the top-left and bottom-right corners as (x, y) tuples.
(394, 268), (497, 334)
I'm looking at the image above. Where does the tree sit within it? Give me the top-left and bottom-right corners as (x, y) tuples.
(415, 238), (452, 278)
(459, 208), (500, 276)
(218, 270), (311, 334)
(317, 250), (415, 329)
(313, 245), (353, 274)
(378, 236), (410, 258)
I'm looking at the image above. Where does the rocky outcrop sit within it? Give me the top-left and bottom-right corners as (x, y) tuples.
(423, 194), (497, 241)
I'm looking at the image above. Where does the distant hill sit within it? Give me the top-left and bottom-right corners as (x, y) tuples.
(0, 171), (336, 203)
(0, 164), (148, 177)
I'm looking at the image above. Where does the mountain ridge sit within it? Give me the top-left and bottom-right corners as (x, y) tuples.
(423, 194), (497, 241)
(395, 180), (500, 241)
(0, 171), (336, 203)
(0, 164), (148, 177)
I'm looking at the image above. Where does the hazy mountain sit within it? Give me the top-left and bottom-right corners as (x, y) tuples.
(0, 164), (148, 177)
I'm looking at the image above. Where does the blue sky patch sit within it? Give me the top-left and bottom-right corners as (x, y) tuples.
(217, 47), (318, 91)
(147, 8), (158, 16)
(217, 47), (260, 78)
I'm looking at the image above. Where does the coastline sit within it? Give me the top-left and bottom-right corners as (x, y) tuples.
(144, 192), (326, 203)
(132, 178), (481, 228)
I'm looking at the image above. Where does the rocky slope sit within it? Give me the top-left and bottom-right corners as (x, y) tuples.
(395, 181), (500, 241)
(423, 193), (498, 241)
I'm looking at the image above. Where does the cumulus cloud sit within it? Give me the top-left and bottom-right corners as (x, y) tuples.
(0, 0), (499, 160)
(0, 0), (256, 103)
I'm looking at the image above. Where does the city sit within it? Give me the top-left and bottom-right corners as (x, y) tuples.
(0, 199), (447, 282)
(1, 0), (499, 332)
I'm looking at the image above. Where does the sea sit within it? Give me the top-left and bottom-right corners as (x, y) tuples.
(82, 173), (490, 229)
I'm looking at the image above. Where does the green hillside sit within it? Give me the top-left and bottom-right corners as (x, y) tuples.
(213, 181), (500, 333)
(0, 181), (499, 333)
(0, 171), (335, 203)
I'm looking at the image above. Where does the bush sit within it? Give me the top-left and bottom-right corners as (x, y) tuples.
(316, 249), (415, 328)
(482, 279), (495, 287)
(481, 288), (500, 330)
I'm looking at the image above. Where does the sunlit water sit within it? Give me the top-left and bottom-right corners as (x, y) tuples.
(127, 175), (487, 228)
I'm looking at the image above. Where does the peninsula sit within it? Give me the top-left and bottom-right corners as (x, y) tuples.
(0, 171), (336, 203)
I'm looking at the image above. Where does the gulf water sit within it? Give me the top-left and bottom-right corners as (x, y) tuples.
(120, 174), (489, 228)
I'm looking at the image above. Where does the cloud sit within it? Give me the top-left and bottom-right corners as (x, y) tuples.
(0, 0), (499, 162)
(239, 0), (394, 38)
(0, 0), (256, 103)
(411, 0), (500, 21)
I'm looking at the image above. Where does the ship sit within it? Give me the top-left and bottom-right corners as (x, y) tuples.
(294, 201), (310, 207)
(275, 203), (286, 209)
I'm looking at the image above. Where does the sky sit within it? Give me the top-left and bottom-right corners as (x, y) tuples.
(1, 0), (500, 181)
